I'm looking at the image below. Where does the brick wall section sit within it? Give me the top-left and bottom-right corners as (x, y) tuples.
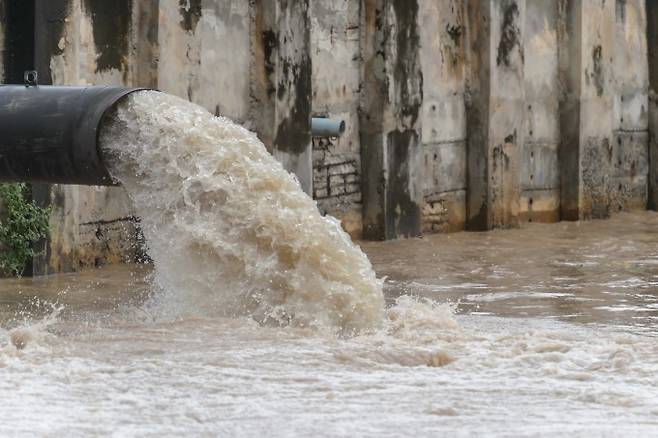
(313, 140), (360, 206)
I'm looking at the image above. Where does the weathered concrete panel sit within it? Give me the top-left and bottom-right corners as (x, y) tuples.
(613, 0), (649, 131)
(158, 0), (252, 119)
(524, 1), (559, 145)
(611, 131), (649, 177)
(157, 1), (198, 101)
(422, 142), (467, 196)
(419, 0), (467, 231)
(310, 0), (360, 116)
(522, 0), (559, 224)
(422, 97), (466, 146)
(521, 142), (559, 190)
(419, 0), (466, 145)
(610, 0), (649, 210)
(610, 175), (649, 211)
(519, 189), (560, 223)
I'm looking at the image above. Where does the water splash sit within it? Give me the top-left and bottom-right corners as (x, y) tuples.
(99, 91), (384, 333)
(0, 298), (62, 357)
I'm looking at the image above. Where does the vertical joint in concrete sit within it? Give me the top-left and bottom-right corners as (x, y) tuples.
(359, 0), (423, 240)
(465, 0), (524, 231)
(557, 0), (582, 220)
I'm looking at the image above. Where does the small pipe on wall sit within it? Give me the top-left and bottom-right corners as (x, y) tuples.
(311, 118), (345, 138)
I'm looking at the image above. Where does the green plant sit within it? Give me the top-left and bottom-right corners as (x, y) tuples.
(0, 183), (51, 277)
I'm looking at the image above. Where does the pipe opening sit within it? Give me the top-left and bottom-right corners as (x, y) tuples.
(0, 85), (152, 186)
(23, 70), (38, 87)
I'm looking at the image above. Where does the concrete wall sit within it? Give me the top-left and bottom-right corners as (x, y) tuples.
(0, 0), (656, 273)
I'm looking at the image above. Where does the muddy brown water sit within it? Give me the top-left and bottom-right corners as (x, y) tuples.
(1, 211), (657, 437)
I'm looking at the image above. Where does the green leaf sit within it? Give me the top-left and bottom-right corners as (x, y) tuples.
(0, 183), (51, 277)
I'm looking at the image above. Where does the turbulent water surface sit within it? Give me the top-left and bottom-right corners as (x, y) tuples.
(1, 92), (658, 436)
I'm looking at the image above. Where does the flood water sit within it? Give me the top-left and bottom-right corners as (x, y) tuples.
(1, 211), (657, 437)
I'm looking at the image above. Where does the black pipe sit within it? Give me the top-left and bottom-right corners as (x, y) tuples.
(0, 83), (149, 185)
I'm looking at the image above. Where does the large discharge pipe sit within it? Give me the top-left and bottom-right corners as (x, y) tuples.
(0, 75), (149, 186)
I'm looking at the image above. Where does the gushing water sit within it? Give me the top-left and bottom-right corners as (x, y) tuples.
(99, 91), (384, 333)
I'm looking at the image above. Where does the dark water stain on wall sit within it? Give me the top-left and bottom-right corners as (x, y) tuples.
(496, 0), (521, 67)
(179, 0), (202, 32)
(386, 129), (421, 238)
(261, 29), (277, 97)
(83, 0), (131, 73)
(32, 0), (72, 84)
(446, 23), (462, 45)
(391, 0), (422, 127)
(272, 0), (312, 156)
(274, 56), (312, 155)
(616, 0), (626, 22)
(591, 45), (604, 96)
